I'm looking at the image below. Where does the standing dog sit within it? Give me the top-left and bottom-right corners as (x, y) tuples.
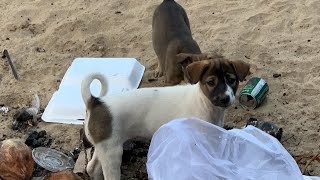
(81, 56), (250, 180)
(152, 0), (202, 85)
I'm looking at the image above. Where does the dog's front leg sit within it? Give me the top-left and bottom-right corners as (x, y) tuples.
(95, 139), (123, 180)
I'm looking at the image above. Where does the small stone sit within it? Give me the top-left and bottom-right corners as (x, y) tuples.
(36, 47), (46, 53)
(273, 73), (281, 78)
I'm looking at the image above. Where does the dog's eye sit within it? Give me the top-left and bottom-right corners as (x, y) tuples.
(206, 80), (215, 86)
(226, 74), (236, 84)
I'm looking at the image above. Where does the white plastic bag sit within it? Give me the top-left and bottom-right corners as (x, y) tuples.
(147, 117), (305, 180)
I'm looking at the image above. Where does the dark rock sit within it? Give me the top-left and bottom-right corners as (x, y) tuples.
(25, 130), (52, 148)
(35, 47), (46, 53)
(273, 73), (281, 78)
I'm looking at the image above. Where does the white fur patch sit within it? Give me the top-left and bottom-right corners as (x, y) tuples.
(225, 85), (235, 104)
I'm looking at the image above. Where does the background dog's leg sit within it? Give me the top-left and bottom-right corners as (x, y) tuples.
(155, 62), (164, 78)
(165, 43), (183, 85)
(96, 140), (123, 180)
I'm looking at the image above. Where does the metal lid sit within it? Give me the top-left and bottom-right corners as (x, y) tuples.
(32, 147), (75, 172)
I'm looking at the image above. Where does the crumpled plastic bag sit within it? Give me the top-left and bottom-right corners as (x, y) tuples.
(147, 117), (305, 180)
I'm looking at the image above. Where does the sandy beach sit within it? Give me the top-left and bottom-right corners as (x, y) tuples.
(0, 0), (319, 178)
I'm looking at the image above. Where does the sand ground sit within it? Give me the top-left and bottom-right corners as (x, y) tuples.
(0, 0), (319, 177)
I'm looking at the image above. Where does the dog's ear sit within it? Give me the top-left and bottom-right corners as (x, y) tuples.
(185, 60), (210, 84)
(231, 60), (251, 82)
(177, 53), (194, 68)
(177, 53), (211, 68)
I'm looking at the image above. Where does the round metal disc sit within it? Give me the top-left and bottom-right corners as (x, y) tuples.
(32, 147), (75, 172)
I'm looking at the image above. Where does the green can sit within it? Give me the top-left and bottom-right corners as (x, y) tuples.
(239, 77), (269, 109)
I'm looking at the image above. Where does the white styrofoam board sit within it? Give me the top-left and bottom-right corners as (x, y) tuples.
(42, 58), (145, 125)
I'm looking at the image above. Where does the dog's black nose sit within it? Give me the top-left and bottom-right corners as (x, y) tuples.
(220, 96), (230, 104)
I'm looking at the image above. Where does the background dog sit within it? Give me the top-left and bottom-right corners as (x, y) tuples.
(81, 56), (250, 179)
(152, 0), (202, 85)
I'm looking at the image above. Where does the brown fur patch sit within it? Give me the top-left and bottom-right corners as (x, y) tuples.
(87, 96), (112, 144)
(185, 60), (211, 84)
(230, 60), (250, 82)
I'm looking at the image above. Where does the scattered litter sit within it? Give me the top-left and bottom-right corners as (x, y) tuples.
(295, 153), (320, 175)
(0, 106), (9, 114)
(67, 147), (81, 162)
(246, 118), (283, 141)
(2, 49), (19, 80)
(12, 94), (41, 130)
(42, 58), (145, 124)
(301, 153), (320, 175)
(239, 77), (269, 109)
(32, 147), (75, 172)
(12, 109), (34, 130)
(0, 139), (35, 180)
(147, 118), (303, 180)
(26, 94), (41, 122)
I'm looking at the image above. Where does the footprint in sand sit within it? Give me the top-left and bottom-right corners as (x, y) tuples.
(246, 13), (271, 25)
(270, 1), (297, 13)
(302, 88), (320, 96)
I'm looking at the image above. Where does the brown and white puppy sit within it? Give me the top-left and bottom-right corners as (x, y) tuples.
(152, 0), (202, 85)
(81, 56), (250, 180)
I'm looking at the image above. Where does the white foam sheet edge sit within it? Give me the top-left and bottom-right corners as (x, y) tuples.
(41, 58), (145, 125)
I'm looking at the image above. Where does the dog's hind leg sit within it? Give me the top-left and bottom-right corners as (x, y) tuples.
(96, 139), (123, 180)
(87, 151), (104, 180)
(164, 41), (184, 85)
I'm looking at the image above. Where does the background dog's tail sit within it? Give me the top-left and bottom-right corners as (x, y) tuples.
(81, 73), (108, 106)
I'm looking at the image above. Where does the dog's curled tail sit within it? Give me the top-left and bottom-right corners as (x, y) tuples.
(81, 73), (108, 106)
